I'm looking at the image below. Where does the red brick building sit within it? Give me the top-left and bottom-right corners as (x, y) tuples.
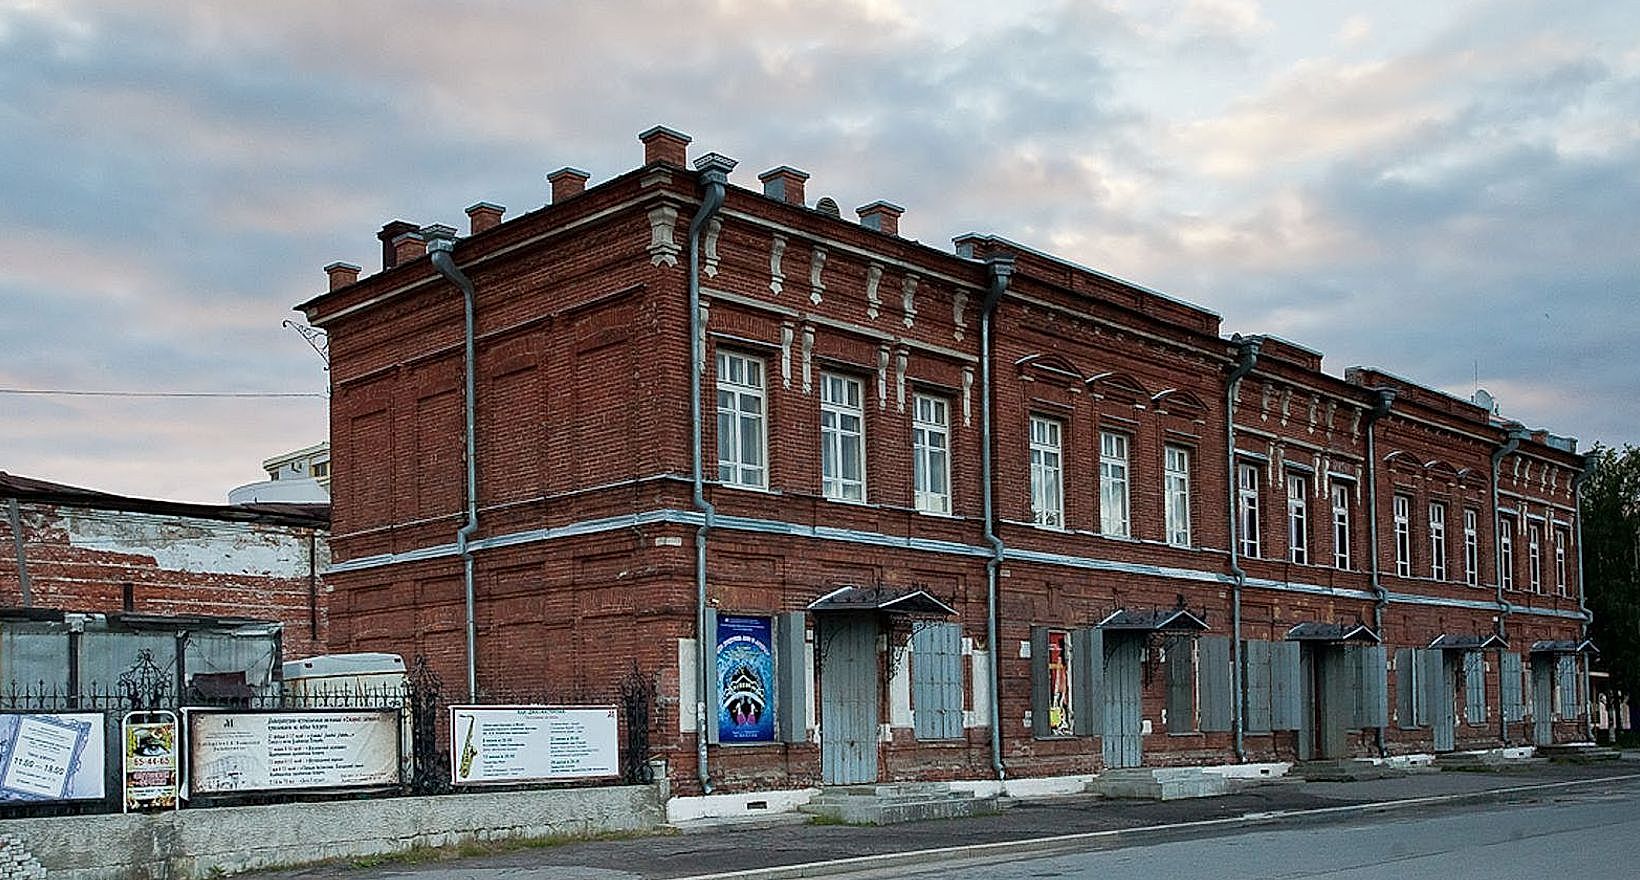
(0, 471), (330, 660)
(299, 126), (1592, 795)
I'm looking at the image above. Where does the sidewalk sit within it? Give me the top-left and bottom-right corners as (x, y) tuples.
(263, 760), (1640, 880)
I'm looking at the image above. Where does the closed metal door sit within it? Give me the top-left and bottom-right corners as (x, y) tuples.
(1298, 645), (1317, 762)
(1102, 635), (1142, 768)
(1434, 652), (1457, 752)
(1531, 655), (1554, 746)
(820, 615), (879, 785)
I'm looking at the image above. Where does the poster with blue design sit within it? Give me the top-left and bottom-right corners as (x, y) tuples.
(0, 712), (106, 802)
(716, 614), (775, 743)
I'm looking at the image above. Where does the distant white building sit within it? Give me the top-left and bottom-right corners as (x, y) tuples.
(229, 441), (330, 504)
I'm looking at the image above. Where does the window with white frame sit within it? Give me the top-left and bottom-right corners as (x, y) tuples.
(1393, 494), (1412, 577)
(1030, 416), (1063, 528)
(1463, 509), (1480, 587)
(1429, 502), (1448, 581)
(1331, 481), (1352, 570)
(1527, 521), (1543, 593)
(1164, 445), (1192, 547)
(1237, 462), (1261, 558)
(1499, 516), (1515, 591)
(912, 394), (951, 515)
(1554, 527), (1569, 595)
(1099, 430), (1131, 537)
(716, 351), (767, 488)
(1287, 472), (1309, 564)
(820, 372), (865, 502)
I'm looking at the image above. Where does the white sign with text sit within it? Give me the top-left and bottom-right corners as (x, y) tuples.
(449, 705), (619, 784)
(189, 710), (400, 794)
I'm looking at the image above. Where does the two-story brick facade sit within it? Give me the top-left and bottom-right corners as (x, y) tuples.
(298, 126), (1592, 796)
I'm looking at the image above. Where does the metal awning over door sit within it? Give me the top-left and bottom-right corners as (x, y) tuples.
(1095, 608), (1209, 632)
(1429, 633), (1508, 651)
(807, 585), (956, 617)
(1529, 639), (1598, 655)
(1286, 622), (1380, 643)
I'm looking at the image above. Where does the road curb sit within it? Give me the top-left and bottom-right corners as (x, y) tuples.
(670, 772), (1640, 880)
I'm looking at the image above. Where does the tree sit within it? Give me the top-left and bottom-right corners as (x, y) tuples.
(1582, 444), (1640, 710)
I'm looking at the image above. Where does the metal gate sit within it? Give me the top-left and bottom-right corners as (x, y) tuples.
(1102, 635), (1142, 768)
(1299, 644), (1348, 761)
(819, 614), (879, 785)
(1531, 655), (1554, 746)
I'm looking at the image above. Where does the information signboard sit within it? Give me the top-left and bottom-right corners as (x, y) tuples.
(449, 705), (619, 785)
(0, 712), (105, 802)
(188, 710), (401, 794)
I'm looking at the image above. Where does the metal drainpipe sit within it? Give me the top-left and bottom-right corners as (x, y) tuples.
(1224, 335), (1259, 762)
(1362, 388), (1395, 756)
(1489, 425), (1526, 742)
(1572, 457), (1596, 741)
(429, 235), (481, 701)
(688, 152), (735, 795)
(979, 254), (1014, 782)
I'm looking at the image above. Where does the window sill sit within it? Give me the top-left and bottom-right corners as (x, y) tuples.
(714, 482), (780, 496)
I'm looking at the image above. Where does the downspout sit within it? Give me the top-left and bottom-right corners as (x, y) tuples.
(6, 497), (30, 606)
(688, 152), (735, 795)
(1224, 335), (1259, 762)
(428, 235), (481, 701)
(1362, 387), (1395, 756)
(1489, 424), (1526, 742)
(1572, 457), (1596, 741)
(979, 254), (1014, 781)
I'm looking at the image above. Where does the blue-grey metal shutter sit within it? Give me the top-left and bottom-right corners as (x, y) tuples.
(776, 611), (808, 744)
(1463, 651), (1486, 725)
(1555, 654), (1578, 719)
(1244, 640), (1273, 733)
(1165, 636), (1196, 733)
(1030, 627), (1050, 738)
(1419, 649), (1444, 731)
(912, 622), (963, 740)
(1500, 652), (1524, 722)
(1072, 627), (1103, 737)
(703, 608), (720, 745)
(1270, 640), (1301, 731)
(1396, 647), (1418, 729)
(1359, 644), (1388, 729)
(1199, 635), (1232, 732)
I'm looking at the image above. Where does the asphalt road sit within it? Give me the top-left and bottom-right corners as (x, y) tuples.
(843, 777), (1640, 880)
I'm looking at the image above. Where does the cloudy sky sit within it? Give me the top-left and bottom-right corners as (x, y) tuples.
(2, 0), (1636, 504)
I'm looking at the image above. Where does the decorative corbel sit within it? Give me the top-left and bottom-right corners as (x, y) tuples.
(801, 323), (815, 394)
(769, 234), (787, 295)
(703, 217), (722, 278)
(647, 205), (680, 267)
(780, 323), (794, 389)
(901, 274), (918, 328)
(809, 246), (827, 306)
(866, 263), (883, 320)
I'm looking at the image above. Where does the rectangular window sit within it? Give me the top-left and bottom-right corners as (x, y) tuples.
(1499, 516), (1515, 591)
(1527, 522), (1543, 593)
(1237, 462), (1261, 558)
(1287, 472), (1309, 564)
(1429, 502), (1448, 581)
(1164, 445), (1192, 547)
(1331, 481), (1353, 570)
(1099, 431), (1131, 537)
(1393, 494), (1412, 577)
(820, 372), (865, 502)
(912, 394), (951, 515)
(1555, 528), (1569, 596)
(1029, 416), (1064, 528)
(716, 351), (767, 488)
(1463, 509), (1480, 587)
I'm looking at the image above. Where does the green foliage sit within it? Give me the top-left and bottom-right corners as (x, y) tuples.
(1583, 444), (1640, 701)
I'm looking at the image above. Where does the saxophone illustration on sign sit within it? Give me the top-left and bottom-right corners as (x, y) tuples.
(458, 714), (478, 779)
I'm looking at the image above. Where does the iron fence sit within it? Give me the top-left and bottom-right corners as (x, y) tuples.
(0, 650), (660, 818)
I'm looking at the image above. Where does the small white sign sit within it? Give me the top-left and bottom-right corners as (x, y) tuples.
(450, 705), (619, 785)
(0, 712), (105, 802)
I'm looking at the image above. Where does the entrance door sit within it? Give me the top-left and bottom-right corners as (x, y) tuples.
(1300, 644), (1347, 760)
(1102, 634), (1142, 768)
(1531, 655), (1554, 746)
(1433, 652), (1457, 752)
(819, 614), (879, 785)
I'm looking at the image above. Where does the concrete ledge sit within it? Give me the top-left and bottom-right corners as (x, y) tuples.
(0, 784), (665, 879)
(668, 788), (820, 823)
